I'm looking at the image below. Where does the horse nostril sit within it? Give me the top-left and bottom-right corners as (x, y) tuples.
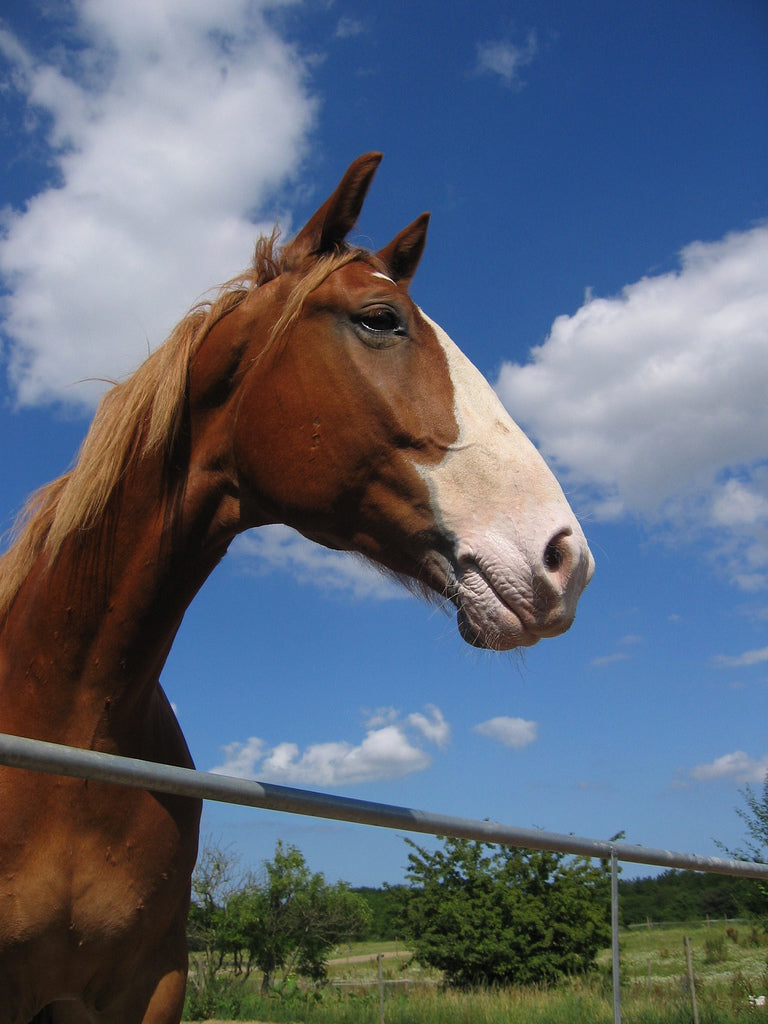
(543, 542), (564, 572)
(543, 529), (573, 575)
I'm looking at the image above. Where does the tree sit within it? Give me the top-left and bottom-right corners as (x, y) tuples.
(399, 836), (610, 988)
(185, 839), (371, 1016)
(718, 773), (768, 863)
(353, 885), (408, 939)
(213, 840), (371, 993)
(187, 840), (248, 1017)
(716, 773), (768, 919)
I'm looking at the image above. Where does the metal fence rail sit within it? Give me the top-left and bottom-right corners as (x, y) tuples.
(1, 730), (766, 880)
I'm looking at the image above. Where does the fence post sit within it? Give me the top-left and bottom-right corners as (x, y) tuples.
(611, 849), (621, 1024)
(378, 953), (385, 1024)
(684, 936), (700, 1024)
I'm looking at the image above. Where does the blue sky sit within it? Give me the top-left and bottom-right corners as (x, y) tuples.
(1, 0), (767, 886)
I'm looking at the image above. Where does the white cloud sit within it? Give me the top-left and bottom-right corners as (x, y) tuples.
(364, 707), (401, 729)
(714, 645), (768, 669)
(688, 750), (768, 785)
(710, 477), (768, 528)
(407, 704), (451, 748)
(472, 716), (538, 750)
(211, 705), (448, 786)
(590, 652), (630, 669)
(0, 0), (316, 408)
(590, 635), (642, 670)
(231, 526), (407, 601)
(475, 32), (537, 87)
(213, 736), (267, 779)
(495, 224), (768, 585)
(335, 17), (364, 39)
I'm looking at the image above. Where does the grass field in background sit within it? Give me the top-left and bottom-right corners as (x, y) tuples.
(184, 920), (768, 1022)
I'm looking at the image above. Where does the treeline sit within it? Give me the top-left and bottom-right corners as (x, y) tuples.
(353, 868), (765, 938)
(617, 868), (765, 925)
(351, 885), (407, 940)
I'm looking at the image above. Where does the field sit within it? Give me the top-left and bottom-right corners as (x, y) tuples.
(185, 920), (768, 1022)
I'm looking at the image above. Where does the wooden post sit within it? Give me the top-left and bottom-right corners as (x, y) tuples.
(378, 953), (385, 1024)
(684, 936), (700, 1024)
(611, 851), (621, 1024)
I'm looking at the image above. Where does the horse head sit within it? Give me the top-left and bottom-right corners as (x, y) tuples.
(191, 153), (594, 650)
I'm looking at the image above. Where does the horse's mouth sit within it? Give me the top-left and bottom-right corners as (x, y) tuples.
(436, 551), (579, 652)
(448, 562), (541, 651)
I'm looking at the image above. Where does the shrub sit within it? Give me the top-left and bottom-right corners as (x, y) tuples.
(399, 837), (611, 988)
(704, 933), (728, 964)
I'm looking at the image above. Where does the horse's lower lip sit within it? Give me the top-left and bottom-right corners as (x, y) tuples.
(450, 562), (540, 652)
(456, 607), (532, 651)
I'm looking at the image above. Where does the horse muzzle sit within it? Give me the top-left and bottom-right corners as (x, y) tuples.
(444, 524), (595, 651)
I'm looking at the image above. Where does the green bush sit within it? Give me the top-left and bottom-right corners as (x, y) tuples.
(399, 837), (611, 988)
(704, 933), (728, 963)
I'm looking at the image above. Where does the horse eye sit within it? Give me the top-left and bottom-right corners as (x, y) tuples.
(353, 306), (405, 348)
(356, 308), (402, 334)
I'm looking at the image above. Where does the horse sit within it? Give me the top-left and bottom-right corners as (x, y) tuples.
(0, 153), (593, 1022)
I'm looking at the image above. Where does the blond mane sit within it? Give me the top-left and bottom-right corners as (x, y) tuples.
(0, 232), (367, 620)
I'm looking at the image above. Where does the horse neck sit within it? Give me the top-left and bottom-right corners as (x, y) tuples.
(0, 440), (238, 752)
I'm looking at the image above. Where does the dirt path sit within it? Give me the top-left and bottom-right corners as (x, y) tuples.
(327, 950), (410, 965)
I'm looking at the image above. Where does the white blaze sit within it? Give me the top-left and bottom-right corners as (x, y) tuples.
(416, 311), (593, 648)
(419, 312), (581, 542)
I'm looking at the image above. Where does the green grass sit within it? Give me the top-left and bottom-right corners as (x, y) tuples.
(184, 922), (768, 1022)
(598, 919), (767, 984)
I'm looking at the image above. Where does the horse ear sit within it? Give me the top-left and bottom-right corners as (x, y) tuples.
(284, 152), (383, 265)
(375, 213), (430, 288)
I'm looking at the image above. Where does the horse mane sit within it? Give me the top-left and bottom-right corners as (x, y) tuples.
(0, 231), (368, 621)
